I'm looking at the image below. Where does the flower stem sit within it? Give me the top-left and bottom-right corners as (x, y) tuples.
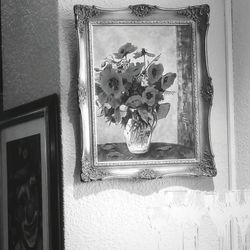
(144, 54), (161, 71)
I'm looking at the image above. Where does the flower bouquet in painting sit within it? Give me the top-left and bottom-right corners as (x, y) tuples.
(95, 42), (176, 154)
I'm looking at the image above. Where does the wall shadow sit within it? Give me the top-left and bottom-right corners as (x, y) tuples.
(62, 16), (82, 194)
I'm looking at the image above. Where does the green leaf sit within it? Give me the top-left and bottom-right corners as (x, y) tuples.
(138, 109), (149, 123)
(97, 92), (108, 106)
(157, 103), (170, 120)
(122, 62), (144, 82)
(114, 108), (121, 124)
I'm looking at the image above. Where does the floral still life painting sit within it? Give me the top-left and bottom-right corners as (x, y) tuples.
(75, 4), (216, 181)
(95, 42), (177, 156)
(91, 24), (196, 163)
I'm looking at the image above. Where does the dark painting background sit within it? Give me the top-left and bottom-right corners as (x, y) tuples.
(7, 134), (43, 250)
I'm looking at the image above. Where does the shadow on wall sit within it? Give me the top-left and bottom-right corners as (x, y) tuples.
(62, 17), (215, 200)
(72, 177), (215, 199)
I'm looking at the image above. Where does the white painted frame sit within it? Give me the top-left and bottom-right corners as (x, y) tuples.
(74, 4), (217, 182)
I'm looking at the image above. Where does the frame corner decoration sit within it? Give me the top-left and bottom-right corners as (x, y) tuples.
(81, 158), (107, 182)
(198, 152), (217, 177)
(74, 5), (101, 30)
(177, 4), (210, 33)
(74, 4), (216, 182)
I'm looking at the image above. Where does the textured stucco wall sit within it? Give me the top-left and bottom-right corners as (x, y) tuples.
(232, 0), (250, 189)
(2, 0), (234, 249)
(1, 0), (60, 110)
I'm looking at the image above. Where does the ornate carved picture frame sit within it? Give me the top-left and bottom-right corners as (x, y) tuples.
(74, 4), (216, 182)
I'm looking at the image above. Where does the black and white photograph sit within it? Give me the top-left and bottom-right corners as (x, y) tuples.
(1, 1), (250, 249)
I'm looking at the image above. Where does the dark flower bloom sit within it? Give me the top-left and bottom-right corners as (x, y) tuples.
(100, 65), (124, 98)
(148, 63), (164, 84)
(142, 87), (158, 106)
(134, 48), (155, 59)
(113, 43), (137, 59)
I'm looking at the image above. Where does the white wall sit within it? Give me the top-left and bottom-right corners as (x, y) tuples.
(232, 0), (250, 190)
(1, 0), (60, 109)
(2, 0), (237, 249)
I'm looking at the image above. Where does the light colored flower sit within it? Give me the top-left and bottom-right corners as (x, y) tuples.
(137, 74), (149, 87)
(161, 72), (176, 90)
(100, 65), (124, 98)
(119, 105), (128, 112)
(119, 105), (128, 118)
(142, 87), (158, 106)
(148, 63), (164, 84)
(113, 43), (137, 59)
(125, 95), (143, 108)
(103, 103), (112, 109)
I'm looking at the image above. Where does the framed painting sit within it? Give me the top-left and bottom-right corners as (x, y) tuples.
(0, 1), (2, 114)
(74, 4), (216, 182)
(0, 94), (63, 250)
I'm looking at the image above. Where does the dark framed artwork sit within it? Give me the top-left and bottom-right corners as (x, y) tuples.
(0, 94), (63, 250)
(0, 0), (3, 113)
(74, 4), (216, 182)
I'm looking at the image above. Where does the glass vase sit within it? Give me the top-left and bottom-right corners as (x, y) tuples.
(124, 116), (157, 154)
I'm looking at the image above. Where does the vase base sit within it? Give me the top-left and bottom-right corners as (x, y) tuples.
(127, 145), (149, 154)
